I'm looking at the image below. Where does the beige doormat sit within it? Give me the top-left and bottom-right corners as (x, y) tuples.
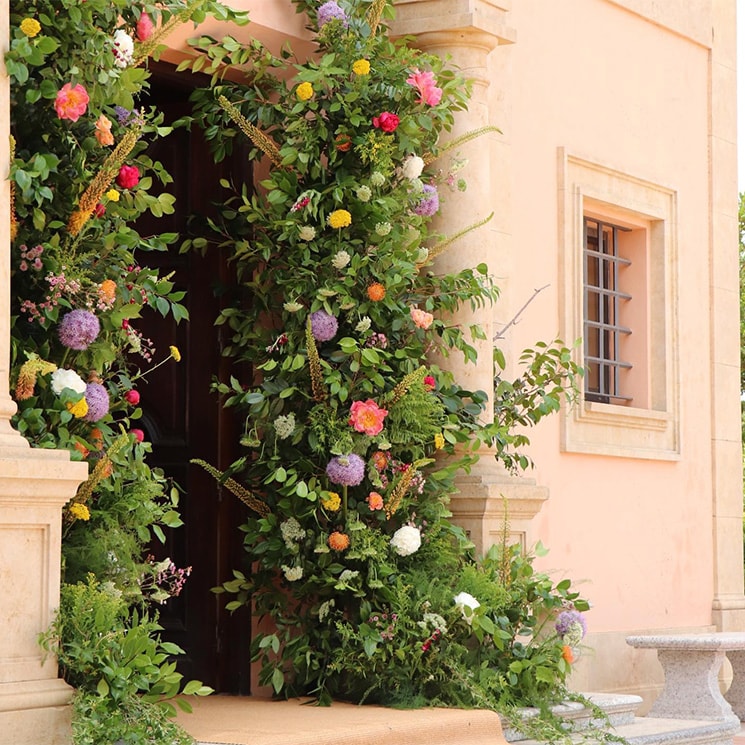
(175, 695), (507, 745)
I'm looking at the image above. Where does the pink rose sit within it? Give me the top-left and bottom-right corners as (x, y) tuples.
(130, 428), (145, 443)
(54, 83), (89, 122)
(349, 399), (388, 436)
(136, 12), (154, 41)
(410, 306), (434, 330)
(423, 375), (436, 391)
(406, 69), (443, 107)
(124, 389), (140, 405)
(372, 111), (400, 133)
(116, 164), (140, 189)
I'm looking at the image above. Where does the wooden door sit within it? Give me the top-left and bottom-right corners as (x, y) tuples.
(135, 65), (252, 693)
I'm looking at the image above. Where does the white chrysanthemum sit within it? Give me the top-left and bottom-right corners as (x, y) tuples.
(453, 591), (481, 624)
(356, 185), (372, 202)
(402, 155), (425, 180)
(284, 301), (303, 313)
(51, 368), (87, 396)
(112, 29), (134, 68)
(355, 316), (371, 333)
(370, 171), (385, 187)
(375, 222), (392, 236)
(390, 525), (421, 556)
(282, 565), (303, 582)
(298, 225), (316, 241)
(274, 413), (295, 439)
(331, 250), (351, 269)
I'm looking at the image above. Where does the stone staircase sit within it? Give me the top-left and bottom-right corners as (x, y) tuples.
(505, 693), (742, 745)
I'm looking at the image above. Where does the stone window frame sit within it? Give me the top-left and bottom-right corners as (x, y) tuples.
(557, 148), (680, 460)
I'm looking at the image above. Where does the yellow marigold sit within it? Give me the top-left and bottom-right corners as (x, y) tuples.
(434, 432), (445, 450)
(20, 18), (41, 37)
(352, 59), (370, 76)
(328, 209), (352, 229)
(296, 82), (314, 101)
(328, 531), (350, 551)
(366, 282), (386, 301)
(321, 492), (341, 512)
(169, 345), (182, 362)
(105, 189), (120, 202)
(69, 503), (90, 521)
(66, 398), (89, 419)
(97, 279), (116, 304)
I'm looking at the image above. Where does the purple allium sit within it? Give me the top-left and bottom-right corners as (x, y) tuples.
(84, 382), (110, 422)
(317, 0), (348, 28)
(555, 609), (587, 639)
(310, 310), (338, 342)
(58, 309), (100, 351)
(326, 454), (365, 487)
(413, 184), (439, 217)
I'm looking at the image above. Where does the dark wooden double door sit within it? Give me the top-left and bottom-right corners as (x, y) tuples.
(134, 66), (252, 693)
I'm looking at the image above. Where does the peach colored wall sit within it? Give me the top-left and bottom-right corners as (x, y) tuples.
(505, 0), (716, 631)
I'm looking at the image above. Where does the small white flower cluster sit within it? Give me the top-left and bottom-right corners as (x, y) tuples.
(390, 525), (421, 556)
(283, 300), (304, 313)
(51, 368), (86, 396)
(298, 225), (316, 242)
(355, 316), (371, 333)
(418, 611), (448, 634)
(274, 413), (296, 439)
(280, 517), (306, 549)
(282, 565), (303, 582)
(370, 171), (385, 187)
(356, 185), (372, 202)
(318, 598), (335, 621)
(112, 30), (134, 68)
(375, 222), (392, 236)
(331, 250), (351, 269)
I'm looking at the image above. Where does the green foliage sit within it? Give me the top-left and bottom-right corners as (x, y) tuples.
(188, 0), (588, 732)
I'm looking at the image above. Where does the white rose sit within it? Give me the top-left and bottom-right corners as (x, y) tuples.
(390, 525), (421, 556)
(51, 368), (87, 396)
(453, 591), (481, 624)
(401, 155), (425, 180)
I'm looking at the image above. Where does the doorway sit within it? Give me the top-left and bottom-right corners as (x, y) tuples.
(134, 64), (252, 693)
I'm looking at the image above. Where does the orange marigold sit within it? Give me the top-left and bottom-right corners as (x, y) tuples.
(328, 531), (351, 551)
(562, 645), (575, 664)
(367, 282), (386, 301)
(97, 279), (116, 304)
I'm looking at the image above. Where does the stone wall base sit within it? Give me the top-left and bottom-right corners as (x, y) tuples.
(0, 678), (73, 745)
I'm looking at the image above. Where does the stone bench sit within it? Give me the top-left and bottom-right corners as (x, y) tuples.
(626, 633), (745, 722)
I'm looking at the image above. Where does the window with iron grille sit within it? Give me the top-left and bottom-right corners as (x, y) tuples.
(583, 217), (632, 404)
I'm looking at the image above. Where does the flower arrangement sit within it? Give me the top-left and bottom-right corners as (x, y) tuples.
(7, 0), (247, 738)
(186, 0), (589, 723)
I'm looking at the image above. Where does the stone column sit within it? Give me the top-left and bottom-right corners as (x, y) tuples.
(0, 1), (88, 742)
(393, 0), (547, 555)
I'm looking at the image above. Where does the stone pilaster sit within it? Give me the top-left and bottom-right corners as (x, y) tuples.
(0, 1), (88, 741)
(392, 1), (546, 555)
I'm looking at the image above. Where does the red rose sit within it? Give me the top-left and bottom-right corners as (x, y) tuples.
(124, 389), (140, 405)
(130, 428), (145, 443)
(93, 203), (106, 218)
(116, 164), (140, 189)
(372, 111), (399, 133)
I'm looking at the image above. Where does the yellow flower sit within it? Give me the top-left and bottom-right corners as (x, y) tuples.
(66, 398), (89, 419)
(169, 345), (182, 362)
(352, 59), (370, 76)
(105, 189), (120, 202)
(321, 491), (341, 512)
(296, 82), (314, 101)
(20, 18), (41, 37)
(69, 503), (90, 521)
(328, 209), (352, 229)
(434, 432), (445, 450)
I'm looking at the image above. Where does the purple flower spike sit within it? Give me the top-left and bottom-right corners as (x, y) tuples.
(58, 309), (100, 351)
(326, 454), (365, 487)
(310, 310), (338, 342)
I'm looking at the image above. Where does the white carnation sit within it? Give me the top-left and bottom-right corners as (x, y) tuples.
(390, 525), (421, 556)
(51, 368), (87, 396)
(112, 30), (134, 68)
(401, 155), (425, 180)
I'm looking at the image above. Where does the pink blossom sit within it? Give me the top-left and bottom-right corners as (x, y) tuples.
(349, 399), (388, 436)
(410, 306), (434, 330)
(54, 83), (89, 122)
(136, 12), (154, 41)
(406, 69), (443, 106)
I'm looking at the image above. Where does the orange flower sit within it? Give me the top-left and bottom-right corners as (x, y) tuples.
(90, 427), (104, 450)
(328, 531), (350, 551)
(367, 282), (386, 301)
(372, 450), (389, 471)
(366, 491), (384, 511)
(74, 441), (90, 458)
(97, 279), (116, 304)
(335, 133), (352, 152)
(562, 645), (575, 664)
(349, 398), (388, 436)
(94, 114), (114, 146)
